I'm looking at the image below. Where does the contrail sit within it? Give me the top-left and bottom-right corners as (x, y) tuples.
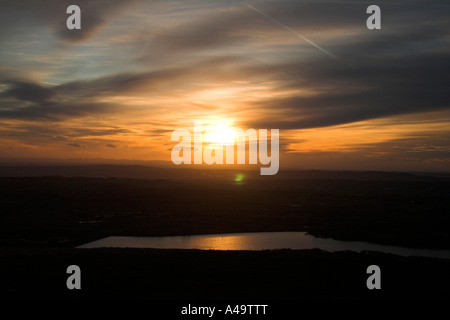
(245, 3), (341, 63)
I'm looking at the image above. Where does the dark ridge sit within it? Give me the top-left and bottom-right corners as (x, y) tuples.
(0, 165), (447, 181)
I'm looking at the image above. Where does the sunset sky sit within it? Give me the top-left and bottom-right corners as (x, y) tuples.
(0, 0), (449, 171)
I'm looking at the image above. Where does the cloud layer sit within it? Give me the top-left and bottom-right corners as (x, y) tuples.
(0, 0), (449, 169)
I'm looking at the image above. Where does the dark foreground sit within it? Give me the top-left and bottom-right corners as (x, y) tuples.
(2, 247), (450, 300)
(1, 167), (450, 300)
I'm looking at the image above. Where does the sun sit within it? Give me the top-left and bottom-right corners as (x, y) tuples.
(204, 124), (236, 145)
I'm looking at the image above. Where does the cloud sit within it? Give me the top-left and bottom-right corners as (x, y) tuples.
(247, 50), (450, 130)
(0, 100), (116, 121)
(71, 128), (132, 137)
(0, 0), (449, 170)
(56, 56), (251, 97)
(106, 143), (117, 148)
(2, 23), (450, 129)
(56, 0), (141, 43)
(0, 57), (259, 122)
(68, 142), (84, 148)
(0, 0), (140, 43)
(147, 6), (262, 54)
(3, 81), (55, 102)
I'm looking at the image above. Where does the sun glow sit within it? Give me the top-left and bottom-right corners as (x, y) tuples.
(203, 124), (236, 145)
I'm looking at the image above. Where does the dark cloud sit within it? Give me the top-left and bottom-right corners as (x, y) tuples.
(68, 142), (84, 148)
(0, 100), (115, 121)
(148, 7), (264, 54)
(138, 1), (450, 62)
(129, 1), (450, 132)
(51, 135), (71, 141)
(146, 128), (173, 136)
(140, 2), (370, 57)
(236, 4), (450, 130)
(106, 143), (117, 148)
(56, 0), (140, 43)
(3, 81), (55, 103)
(71, 128), (131, 137)
(0, 0), (139, 43)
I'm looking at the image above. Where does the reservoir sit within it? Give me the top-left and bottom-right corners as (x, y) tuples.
(77, 232), (450, 259)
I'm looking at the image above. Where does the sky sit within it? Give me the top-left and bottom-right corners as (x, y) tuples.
(0, 0), (449, 171)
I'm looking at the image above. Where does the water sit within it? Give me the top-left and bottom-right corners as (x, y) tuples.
(77, 231), (450, 259)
